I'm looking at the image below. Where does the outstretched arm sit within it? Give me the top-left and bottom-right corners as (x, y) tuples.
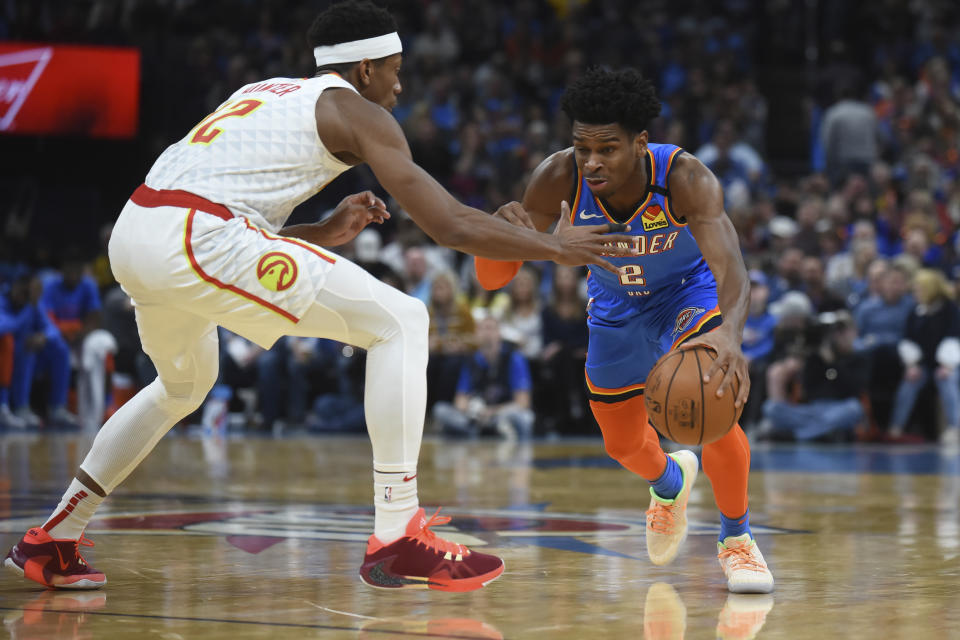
(475, 150), (573, 289)
(317, 91), (633, 269)
(672, 153), (751, 407)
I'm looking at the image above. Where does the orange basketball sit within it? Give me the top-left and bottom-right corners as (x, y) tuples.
(643, 345), (742, 445)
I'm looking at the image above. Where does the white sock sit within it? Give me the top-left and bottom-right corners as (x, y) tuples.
(373, 467), (419, 543)
(43, 477), (104, 540)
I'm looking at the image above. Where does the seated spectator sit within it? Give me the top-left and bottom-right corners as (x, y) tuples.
(740, 271), (777, 430)
(302, 339), (366, 433)
(762, 311), (868, 441)
(203, 330), (266, 431)
(42, 251), (114, 429)
(854, 262), (913, 431)
(889, 269), (960, 445)
(852, 257), (898, 314)
(536, 265), (589, 435)
(401, 246), (434, 304)
(41, 251), (101, 346)
(695, 119), (766, 198)
(826, 220), (878, 298)
(0, 275), (75, 427)
(499, 266), (543, 360)
(0, 321), (20, 428)
(433, 314), (534, 440)
(854, 263), (913, 350)
(256, 337), (366, 432)
(461, 257), (510, 319)
(100, 285), (155, 422)
(426, 270), (475, 408)
(792, 197), (826, 256)
(800, 255), (846, 312)
(768, 247), (804, 302)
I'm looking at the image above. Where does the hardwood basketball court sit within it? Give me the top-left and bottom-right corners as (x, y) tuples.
(1, 433), (958, 638)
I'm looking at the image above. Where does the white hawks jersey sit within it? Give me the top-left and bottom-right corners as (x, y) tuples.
(145, 74), (356, 232)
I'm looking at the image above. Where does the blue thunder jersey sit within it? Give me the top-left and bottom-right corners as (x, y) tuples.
(571, 143), (723, 401)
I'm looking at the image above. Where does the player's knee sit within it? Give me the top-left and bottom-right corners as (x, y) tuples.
(156, 357), (219, 415)
(398, 295), (429, 344)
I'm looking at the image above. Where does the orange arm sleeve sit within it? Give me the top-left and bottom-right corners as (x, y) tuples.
(475, 257), (522, 290)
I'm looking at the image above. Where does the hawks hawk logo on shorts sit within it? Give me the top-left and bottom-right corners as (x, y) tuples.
(256, 252), (298, 292)
(641, 205), (669, 232)
(672, 306), (705, 336)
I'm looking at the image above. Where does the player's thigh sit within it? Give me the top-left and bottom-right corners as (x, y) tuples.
(133, 303), (219, 386)
(585, 315), (660, 399)
(656, 281), (722, 354)
(288, 257), (428, 349)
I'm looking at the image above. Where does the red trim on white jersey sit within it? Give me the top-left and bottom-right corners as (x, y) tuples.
(131, 183), (233, 221)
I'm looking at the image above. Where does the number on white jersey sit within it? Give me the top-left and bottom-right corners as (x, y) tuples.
(189, 99), (264, 145)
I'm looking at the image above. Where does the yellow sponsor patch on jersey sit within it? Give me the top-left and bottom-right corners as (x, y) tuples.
(641, 205), (669, 232)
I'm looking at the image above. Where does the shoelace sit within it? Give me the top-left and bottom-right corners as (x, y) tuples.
(413, 508), (466, 557)
(718, 543), (766, 572)
(646, 502), (678, 534)
(74, 535), (95, 567)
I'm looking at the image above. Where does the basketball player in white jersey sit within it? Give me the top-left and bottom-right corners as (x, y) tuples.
(4, 1), (636, 593)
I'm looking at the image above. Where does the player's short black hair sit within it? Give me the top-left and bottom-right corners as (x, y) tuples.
(560, 67), (662, 135)
(308, 1), (397, 72)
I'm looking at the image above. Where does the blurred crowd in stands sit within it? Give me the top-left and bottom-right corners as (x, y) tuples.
(2, 0), (959, 443)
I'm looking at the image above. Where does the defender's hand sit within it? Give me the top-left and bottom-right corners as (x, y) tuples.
(682, 327), (751, 408)
(493, 201), (536, 230)
(553, 200), (637, 273)
(323, 191), (390, 245)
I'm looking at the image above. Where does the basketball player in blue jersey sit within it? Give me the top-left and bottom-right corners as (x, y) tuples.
(477, 68), (774, 593)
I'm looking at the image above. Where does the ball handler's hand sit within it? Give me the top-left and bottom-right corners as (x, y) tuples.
(553, 200), (637, 273)
(681, 327), (751, 408)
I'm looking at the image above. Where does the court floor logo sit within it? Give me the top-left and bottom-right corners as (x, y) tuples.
(0, 505), (801, 557)
(256, 251), (298, 292)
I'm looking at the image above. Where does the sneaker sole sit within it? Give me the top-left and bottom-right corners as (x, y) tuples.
(727, 578), (774, 594)
(4, 557), (106, 590)
(359, 561), (505, 593)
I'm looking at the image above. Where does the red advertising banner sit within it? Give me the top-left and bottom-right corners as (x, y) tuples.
(0, 42), (140, 138)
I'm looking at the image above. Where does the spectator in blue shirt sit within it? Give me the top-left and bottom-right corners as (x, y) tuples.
(41, 253), (102, 347)
(855, 263), (913, 350)
(854, 262), (914, 432)
(432, 314), (534, 440)
(0, 275), (74, 428)
(741, 271), (777, 431)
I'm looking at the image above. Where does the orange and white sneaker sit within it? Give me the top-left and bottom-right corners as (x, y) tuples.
(717, 534), (774, 593)
(642, 582), (687, 640)
(4, 528), (106, 590)
(716, 592), (775, 640)
(359, 508), (504, 592)
(645, 450), (698, 565)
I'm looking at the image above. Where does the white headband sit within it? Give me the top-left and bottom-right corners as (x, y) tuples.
(314, 32), (402, 67)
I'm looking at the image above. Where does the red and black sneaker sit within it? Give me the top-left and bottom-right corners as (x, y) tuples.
(359, 508), (504, 592)
(4, 528), (106, 590)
